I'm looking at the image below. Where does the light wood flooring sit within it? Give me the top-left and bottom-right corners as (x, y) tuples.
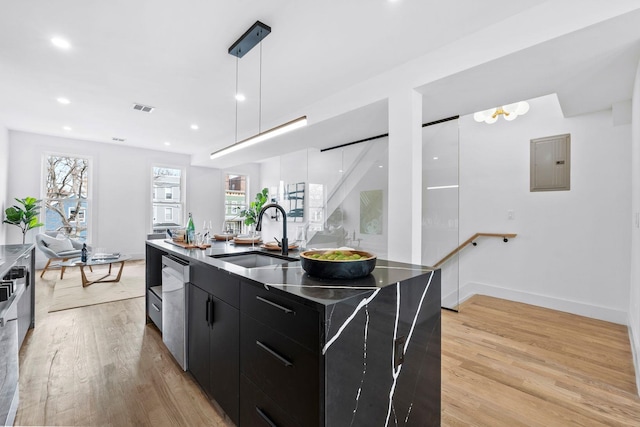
(442, 295), (640, 426)
(14, 272), (640, 426)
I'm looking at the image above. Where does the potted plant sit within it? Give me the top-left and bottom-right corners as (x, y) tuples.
(3, 197), (44, 244)
(240, 188), (269, 232)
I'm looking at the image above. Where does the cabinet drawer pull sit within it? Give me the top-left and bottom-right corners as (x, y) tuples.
(256, 341), (293, 367)
(255, 407), (278, 427)
(151, 303), (161, 312)
(255, 296), (294, 314)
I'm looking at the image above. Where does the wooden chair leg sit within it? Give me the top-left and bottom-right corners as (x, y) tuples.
(61, 258), (68, 279)
(40, 259), (52, 278)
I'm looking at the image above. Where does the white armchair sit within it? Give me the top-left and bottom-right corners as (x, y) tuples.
(35, 232), (90, 279)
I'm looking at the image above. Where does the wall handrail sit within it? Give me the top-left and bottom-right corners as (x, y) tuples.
(433, 233), (517, 268)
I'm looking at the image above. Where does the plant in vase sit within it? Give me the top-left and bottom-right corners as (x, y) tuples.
(3, 196), (44, 244)
(240, 188), (269, 236)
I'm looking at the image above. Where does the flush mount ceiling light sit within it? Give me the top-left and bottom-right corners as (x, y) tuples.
(56, 97), (70, 105)
(211, 21), (307, 160)
(473, 101), (530, 124)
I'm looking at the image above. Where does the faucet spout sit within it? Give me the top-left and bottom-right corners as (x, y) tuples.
(256, 203), (289, 256)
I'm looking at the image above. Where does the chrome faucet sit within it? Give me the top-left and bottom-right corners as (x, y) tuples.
(256, 203), (288, 256)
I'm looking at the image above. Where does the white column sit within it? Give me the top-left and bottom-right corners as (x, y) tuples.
(388, 88), (422, 264)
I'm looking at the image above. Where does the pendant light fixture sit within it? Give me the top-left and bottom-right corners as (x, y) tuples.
(473, 101), (530, 124)
(211, 21), (307, 160)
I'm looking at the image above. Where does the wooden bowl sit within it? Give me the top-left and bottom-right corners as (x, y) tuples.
(299, 249), (377, 279)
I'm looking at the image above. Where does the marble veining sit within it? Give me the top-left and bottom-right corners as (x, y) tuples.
(323, 288), (382, 355)
(324, 270), (439, 426)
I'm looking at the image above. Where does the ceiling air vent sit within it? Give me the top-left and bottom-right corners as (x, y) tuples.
(132, 103), (155, 113)
(112, 137), (126, 142)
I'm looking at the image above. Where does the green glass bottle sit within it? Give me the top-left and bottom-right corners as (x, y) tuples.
(186, 212), (195, 244)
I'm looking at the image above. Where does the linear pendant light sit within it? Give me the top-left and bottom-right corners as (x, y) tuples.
(210, 20), (307, 160)
(210, 115), (307, 159)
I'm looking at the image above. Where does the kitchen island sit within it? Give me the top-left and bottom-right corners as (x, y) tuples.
(146, 239), (440, 426)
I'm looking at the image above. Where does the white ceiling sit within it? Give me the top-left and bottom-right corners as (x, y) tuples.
(1, 1), (639, 167)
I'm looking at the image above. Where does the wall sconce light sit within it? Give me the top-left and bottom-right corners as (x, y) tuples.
(211, 21), (307, 160)
(473, 101), (530, 124)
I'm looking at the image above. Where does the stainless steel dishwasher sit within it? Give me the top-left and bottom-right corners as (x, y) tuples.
(161, 255), (190, 371)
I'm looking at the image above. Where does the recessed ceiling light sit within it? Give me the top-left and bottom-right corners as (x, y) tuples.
(235, 93), (246, 102)
(378, 165), (383, 168)
(51, 37), (71, 50)
(164, 141), (171, 146)
(62, 126), (72, 131)
(190, 124), (199, 130)
(433, 156), (439, 160)
(57, 97), (70, 105)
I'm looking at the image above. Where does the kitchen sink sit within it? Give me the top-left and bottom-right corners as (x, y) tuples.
(209, 251), (298, 268)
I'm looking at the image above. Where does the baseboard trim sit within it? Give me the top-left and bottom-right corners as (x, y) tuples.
(628, 315), (640, 397)
(443, 281), (628, 325)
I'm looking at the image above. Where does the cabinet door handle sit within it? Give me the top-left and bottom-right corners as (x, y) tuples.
(209, 298), (215, 328)
(151, 303), (161, 312)
(255, 296), (294, 314)
(205, 297), (210, 325)
(256, 341), (293, 367)
(255, 407), (278, 427)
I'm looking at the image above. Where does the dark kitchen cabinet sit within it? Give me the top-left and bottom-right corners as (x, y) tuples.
(239, 280), (322, 426)
(188, 281), (239, 425)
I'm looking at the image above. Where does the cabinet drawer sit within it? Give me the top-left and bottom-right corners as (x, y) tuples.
(147, 290), (162, 332)
(191, 261), (239, 308)
(240, 375), (299, 427)
(241, 282), (319, 352)
(241, 314), (319, 427)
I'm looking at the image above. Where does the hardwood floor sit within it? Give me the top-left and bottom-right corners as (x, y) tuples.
(16, 269), (231, 426)
(443, 295), (640, 426)
(15, 273), (640, 426)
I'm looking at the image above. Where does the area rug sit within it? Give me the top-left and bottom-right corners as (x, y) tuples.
(47, 260), (145, 312)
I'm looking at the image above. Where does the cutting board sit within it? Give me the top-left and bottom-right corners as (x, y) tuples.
(165, 239), (211, 250)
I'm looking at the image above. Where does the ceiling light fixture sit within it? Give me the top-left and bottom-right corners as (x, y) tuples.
(190, 124), (199, 130)
(164, 141), (171, 146)
(57, 97), (70, 105)
(211, 21), (307, 160)
(473, 101), (530, 124)
(62, 126), (72, 131)
(51, 37), (71, 50)
(235, 93), (246, 101)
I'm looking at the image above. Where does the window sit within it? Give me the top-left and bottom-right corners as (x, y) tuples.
(44, 155), (90, 240)
(224, 174), (248, 232)
(68, 207), (86, 223)
(153, 166), (184, 233)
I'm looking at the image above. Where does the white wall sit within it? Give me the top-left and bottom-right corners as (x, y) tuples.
(456, 94), (631, 324)
(7, 131), (222, 265)
(0, 123), (8, 245)
(629, 57), (640, 393)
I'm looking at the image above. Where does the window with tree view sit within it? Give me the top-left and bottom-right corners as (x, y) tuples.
(44, 155), (89, 240)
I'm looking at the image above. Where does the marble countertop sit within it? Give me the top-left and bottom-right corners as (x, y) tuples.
(147, 239), (435, 308)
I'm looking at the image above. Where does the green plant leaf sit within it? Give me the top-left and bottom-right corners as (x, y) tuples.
(4, 196), (44, 238)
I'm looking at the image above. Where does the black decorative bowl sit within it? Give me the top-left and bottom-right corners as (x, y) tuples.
(299, 250), (377, 279)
